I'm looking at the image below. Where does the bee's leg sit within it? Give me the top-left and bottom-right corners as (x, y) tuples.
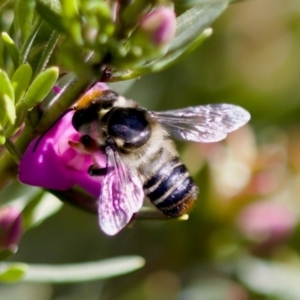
(88, 164), (114, 176)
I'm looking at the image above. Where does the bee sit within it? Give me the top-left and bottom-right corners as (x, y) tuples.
(71, 85), (250, 235)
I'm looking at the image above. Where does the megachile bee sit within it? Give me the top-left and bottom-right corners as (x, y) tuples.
(70, 85), (250, 235)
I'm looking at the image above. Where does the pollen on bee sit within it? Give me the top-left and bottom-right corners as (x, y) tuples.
(75, 88), (104, 110)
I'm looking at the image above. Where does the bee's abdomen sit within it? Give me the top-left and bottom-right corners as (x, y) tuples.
(143, 158), (198, 217)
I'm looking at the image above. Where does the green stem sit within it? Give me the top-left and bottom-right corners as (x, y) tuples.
(35, 76), (92, 133)
(4, 139), (21, 163)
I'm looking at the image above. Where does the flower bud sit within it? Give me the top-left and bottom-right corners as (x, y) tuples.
(0, 207), (22, 253)
(139, 8), (176, 47)
(130, 7), (176, 61)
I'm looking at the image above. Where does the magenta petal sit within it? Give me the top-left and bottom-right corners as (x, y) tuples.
(18, 136), (76, 190)
(18, 110), (106, 193)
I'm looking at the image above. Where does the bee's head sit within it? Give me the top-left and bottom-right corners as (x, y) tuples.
(72, 90), (119, 132)
(105, 107), (151, 149)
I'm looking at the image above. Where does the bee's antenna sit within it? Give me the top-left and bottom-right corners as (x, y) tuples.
(32, 108), (74, 152)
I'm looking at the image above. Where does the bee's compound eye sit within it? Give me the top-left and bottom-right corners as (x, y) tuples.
(108, 108), (150, 148)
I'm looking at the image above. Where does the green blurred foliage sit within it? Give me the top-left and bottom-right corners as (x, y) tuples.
(1, 0), (300, 299)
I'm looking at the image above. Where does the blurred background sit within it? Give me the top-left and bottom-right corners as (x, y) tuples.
(2, 0), (300, 299)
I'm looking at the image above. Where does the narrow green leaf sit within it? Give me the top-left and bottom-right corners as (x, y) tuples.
(145, 28), (213, 72)
(23, 67), (59, 108)
(34, 31), (60, 76)
(0, 263), (28, 282)
(11, 63), (32, 104)
(1, 32), (19, 68)
(19, 20), (43, 65)
(20, 256), (145, 283)
(171, 1), (229, 51)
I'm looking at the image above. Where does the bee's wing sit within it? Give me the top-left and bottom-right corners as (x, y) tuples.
(98, 146), (144, 235)
(150, 104), (250, 143)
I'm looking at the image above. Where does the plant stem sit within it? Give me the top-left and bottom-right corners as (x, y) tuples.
(4, 139), (21, 163)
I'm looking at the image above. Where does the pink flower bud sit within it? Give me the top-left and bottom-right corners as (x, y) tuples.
(0, 207), (22, 252)
(139, 8), (176, 47)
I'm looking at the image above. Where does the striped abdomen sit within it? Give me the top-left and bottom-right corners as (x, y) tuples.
(143, 157), (198, 217)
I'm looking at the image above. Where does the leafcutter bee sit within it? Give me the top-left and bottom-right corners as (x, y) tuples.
(71, 85), (250, 235)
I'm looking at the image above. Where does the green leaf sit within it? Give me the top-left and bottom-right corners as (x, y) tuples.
(1, 32), (20, 69)
(61, 0), (82, 45)
(37, 0), (61, 13)
(20, 256), (145, 283)
(0, 69), (14, 101)
(23, 66), (59, 108)
(14, 0), (36, 42)
(145, 28), (213, 72)
(35, 0), (65, 33)
(0, 94), (16, 126)
(171, 1), (229, 51)
(0, 263), (28, 283)
(11, 63), (32, 104)
(5, 102), (28, 138)
(0, 70), (15, 125)
(61, 0), (78, 18)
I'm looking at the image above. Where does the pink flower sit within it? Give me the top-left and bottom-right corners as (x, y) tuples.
(18, 83), (108, 198)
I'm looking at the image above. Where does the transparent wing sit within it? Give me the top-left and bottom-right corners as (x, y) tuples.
(150, 104), (250, 143)
(98, 146), (144, 236)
